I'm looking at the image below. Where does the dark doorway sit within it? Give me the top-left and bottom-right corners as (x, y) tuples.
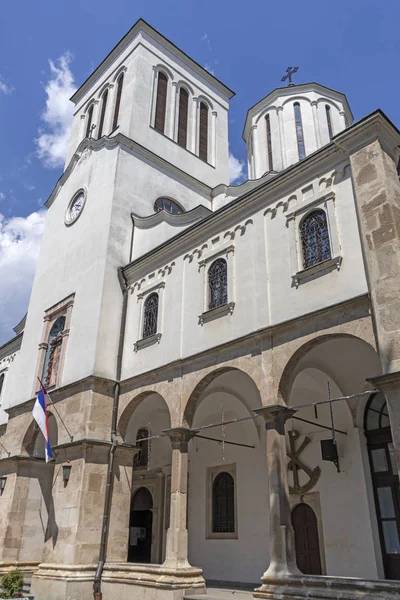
(128, 487), (153, 563)
(365, 393), (400, 580)
(291, 503), (322, 575)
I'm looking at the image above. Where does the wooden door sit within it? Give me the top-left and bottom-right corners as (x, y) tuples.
(291, 503), (322, 575)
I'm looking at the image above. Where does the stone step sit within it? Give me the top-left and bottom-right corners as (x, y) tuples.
(185, 587), (254, 600)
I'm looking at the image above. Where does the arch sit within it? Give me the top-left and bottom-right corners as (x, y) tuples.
(118, 391), (172, 441)
(281, 95), (312, 108)
(132, 486), (153, 510)
(255, 105), (278, 126)
(142, 293), (159, 339)
(196, 95), (214, 112)
(278, 334), (379, 405)
(177, 87), (189, 149)
(85, 103), (95, 138)
(154, 71), (168, 134)
(176, 80), (194, 97)
(299, 208), (331, 268)
(22, 412), (58, 459)
(128, 487), (154, 563)
(364, 392), (390, 432)
(199, 101), (209, 162)
(212, 471), (235, 533)
(315, 97), (342, 112)
(112, 65), (127, 83)
(291, 503), (322, 575)
(42, 316), (66, 388)
(183, 366), (262, 428)
(97, 88), (109, 138)
(112, 72), (124, 131)
(154, 197), (184, 215)
(208, 258), (227, 310)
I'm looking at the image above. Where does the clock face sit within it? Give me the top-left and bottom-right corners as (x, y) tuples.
(66, 191), (85, 225)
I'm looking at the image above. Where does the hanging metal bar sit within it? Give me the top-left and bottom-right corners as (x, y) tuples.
(293, 415), (347, 436)
(191, 414), (259, 433)
(289, 389), (377, 411)
(195, 434), (255, 449)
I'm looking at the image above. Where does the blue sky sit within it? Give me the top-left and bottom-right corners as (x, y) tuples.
(0, 0), (399, 343)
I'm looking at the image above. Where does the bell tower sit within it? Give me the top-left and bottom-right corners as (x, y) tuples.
(243, 80), (353, 179)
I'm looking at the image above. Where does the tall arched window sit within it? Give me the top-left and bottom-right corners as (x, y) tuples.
(265, 114), (273, 171)
(325, 105), (334, 141)
(112, 73), (124, 131)
(199, 102), (209, 162)
(154, 72), (168, 134)
(42, 316), (66, 388)
(300, 210), (331, 269)
(142, 293), (159, 339)
(0, 373), (4, 401)
(134, 427), (150, 468)
(208, 258), (228, 310)
(212, 472), (235, 533)
(85, 104), (94, 138)
(294, 102), (305, 160)
(177, 88), (189, 148)
(98, 89), (109, 138)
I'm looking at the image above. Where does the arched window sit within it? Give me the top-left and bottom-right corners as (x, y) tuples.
(98, 89), (108, 138)
(112, 73), (124, 131)
(212, 472), (235, 533)
(294, 102), (305, 160)
(154, 197), (184, 215)
(134, 427), (150, 468)
(154, 72), (168, 134)
(199, 102), (209, 162)
(265, 114), (273, 171)
(300, 210), (331, 269)
(0, 373), (4, 401)
(42, 316), (66, 388)
(208, 258), (228, 310)
(85, 104), (94, 138)
(142, 293), (159, 339)
(365, 393), (390, 432)
(325, 105), (334, 141)
(177, 87), (189, 148)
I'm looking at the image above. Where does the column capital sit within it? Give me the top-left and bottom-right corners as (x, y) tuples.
(163, 427), (198, 451)
(254, 404), (296, 424)
(367, 371), (400, 392)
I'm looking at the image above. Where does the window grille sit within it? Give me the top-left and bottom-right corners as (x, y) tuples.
(142, 293), (159, 339)
(212, 472), (235, 533)
(294, 102), (305, 160)
(300, 210), (331, 268)
(325, 105), (334, 141)
(98, 89), (108, 138)
(266, 114), (273, 171)
(208, 258), (228, 310)
(112, 73), (124, 131)
(42, 316), (66, 388)
(154, 198), (184, 214)
(134, 427), (150, 467)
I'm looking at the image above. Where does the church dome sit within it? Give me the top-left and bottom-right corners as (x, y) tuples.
(243, 81), (353, 179)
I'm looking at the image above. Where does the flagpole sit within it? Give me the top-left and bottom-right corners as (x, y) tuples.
(37, 378), (74, 443)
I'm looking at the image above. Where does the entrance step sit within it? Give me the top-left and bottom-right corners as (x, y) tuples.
(185, 586), (255, 600)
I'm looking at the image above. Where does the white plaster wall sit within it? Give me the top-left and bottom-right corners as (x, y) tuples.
(66, 29), (230, 188)
(188, 382), (268, 584)
(289, 369), (380, 578)
(246, 87), (350, 179)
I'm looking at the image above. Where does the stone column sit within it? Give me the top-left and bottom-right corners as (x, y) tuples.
(254, 405), (299, 581)
(162, 427), (198, 570)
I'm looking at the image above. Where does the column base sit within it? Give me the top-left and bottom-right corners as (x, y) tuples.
(30, 563), (97, 600)
(253, 574), (400, 599)
(102, 562), (206, 600)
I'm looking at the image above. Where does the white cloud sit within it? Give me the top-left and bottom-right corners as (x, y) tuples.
(229, 152), (246, 185)
(0, 192), (5, 202)
(0, 76), (13, 95)
(204, 63), (215, 76)
(36, 53), (76, 169)
(0, 211), (46, 344)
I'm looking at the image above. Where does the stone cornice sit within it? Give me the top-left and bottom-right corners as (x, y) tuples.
(0, 332), (23, 362)
(45, 133), (212, 209)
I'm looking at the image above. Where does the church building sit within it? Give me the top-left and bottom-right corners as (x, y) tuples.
(1, 18), (400, 600)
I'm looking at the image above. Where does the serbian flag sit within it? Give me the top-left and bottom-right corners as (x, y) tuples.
(32, 380), (54, 463)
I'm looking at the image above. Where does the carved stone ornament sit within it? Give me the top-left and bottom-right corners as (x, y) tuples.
(287, 429), (321, 495)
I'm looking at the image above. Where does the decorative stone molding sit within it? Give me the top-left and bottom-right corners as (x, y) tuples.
(292, 255), (342, 288)
(199, 302), (235, 325)
(134, 333), (162, 352)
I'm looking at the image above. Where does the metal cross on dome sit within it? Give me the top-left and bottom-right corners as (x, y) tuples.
(281, 66), (299, 87)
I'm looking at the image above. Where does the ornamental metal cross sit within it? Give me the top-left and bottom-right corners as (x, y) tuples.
(287, 429), (321, 495)
(281, 66), (299, 86)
